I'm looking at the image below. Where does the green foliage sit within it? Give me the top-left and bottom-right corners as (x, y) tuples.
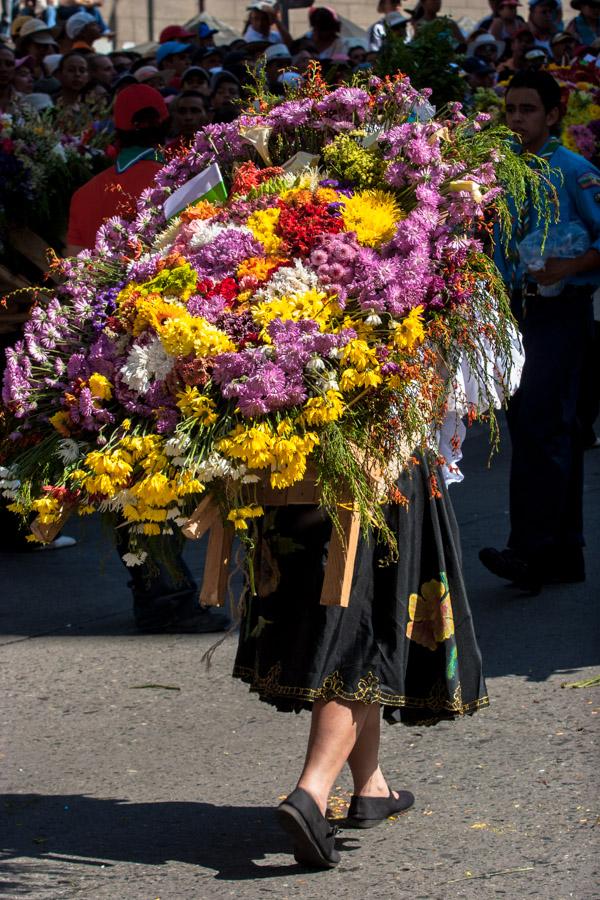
(375, 21), (465, 109)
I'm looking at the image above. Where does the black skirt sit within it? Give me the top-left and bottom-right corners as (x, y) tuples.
(232, 457), (489, 726)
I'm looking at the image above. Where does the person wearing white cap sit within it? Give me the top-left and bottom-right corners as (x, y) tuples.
(65, 10), (102, 50)
(262, 41), (292, 92)
(243, 2), (291, 47)
(15, 18), (58, 79)
(133, 65), (163, 89)
(466, 32), (504, 63)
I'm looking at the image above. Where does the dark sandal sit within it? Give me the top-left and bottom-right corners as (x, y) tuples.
(277, 787), (341, 868)
(345, 788), (415, 829)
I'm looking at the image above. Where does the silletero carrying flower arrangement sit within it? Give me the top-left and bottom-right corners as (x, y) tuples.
(1, 71), (538, 570)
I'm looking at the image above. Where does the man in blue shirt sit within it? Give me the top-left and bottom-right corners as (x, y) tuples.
(480, 70), (597, 590)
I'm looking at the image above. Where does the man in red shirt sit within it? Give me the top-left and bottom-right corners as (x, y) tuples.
(66, 84), (168, 254)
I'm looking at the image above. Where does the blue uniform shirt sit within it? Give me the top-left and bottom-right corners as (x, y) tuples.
(494, 139), (600, 289)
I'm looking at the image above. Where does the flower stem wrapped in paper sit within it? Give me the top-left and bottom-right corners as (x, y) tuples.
(1, 67), (552, 602)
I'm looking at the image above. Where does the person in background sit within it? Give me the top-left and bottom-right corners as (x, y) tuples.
(497, 25), (535, 77)
(158, 23), (195, 44)
(209, 69), (241, 113)
(181, 64), (210, 95)
(168, 89), (208, 152)
(463, 55), (498, 92)
(64, 10), (102, 52)
(0, 42), (20, 112)
(291, 45), (316, 74)
(384, 10), (410, 41)
(243, 1), (291, 46)
(567, 0), (600, 45)
(132, 64), (163, 90)
(66, 83), (230, 634)
(57, 0), (111, 37)
(481, 70), (598, 590)
(524, 45), (549, 67)
(528, 0), (559, 53)
(87, 52), (115, 88)
(346, 39), (368, 66)
(33, 50), (61, 94)
(108, 50), (133, 75)
(262, 41), (292, 93)
(489, 0), (527, 41)
(467, 33), (504, 66)
(194, 21), (219, 51)
(53, 49), (88, 114)
(368, 0), (404, 51)
(410, 0), (465, 46)
(307, 6), (347, 59)
(156, 40), (193, 90)
(550, 29), (577, 62)
(13, 53), (34, 93)
(476, 0), (503, 29)
(15, 17), (58, 79)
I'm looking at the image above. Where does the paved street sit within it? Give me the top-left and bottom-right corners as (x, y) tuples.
(1, 418), (599, 900)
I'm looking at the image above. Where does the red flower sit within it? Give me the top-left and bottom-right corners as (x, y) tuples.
(276, 200), (343, 256)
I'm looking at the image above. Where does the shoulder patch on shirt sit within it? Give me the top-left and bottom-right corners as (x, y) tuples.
(577, 172), (600, 190)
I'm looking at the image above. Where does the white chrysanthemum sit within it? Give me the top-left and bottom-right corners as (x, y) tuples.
(153, 218), (183, 251)
(188, 219), (226, 248)
(254, 259), (318, 302)
(195, 452), (241, 483)
(316, 372), (340, 392)
(122, 551), (148, 567)
(120, 336), (175, 394)
(164, 434), (191, 457)
(56, 438), (84, 464)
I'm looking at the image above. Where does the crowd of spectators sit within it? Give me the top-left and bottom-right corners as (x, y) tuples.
(1, 0), (599, 131)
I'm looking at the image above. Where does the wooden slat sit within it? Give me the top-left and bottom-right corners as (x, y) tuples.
(7, 227), (59, 281)
(199, 518), (234, 607)
(181, 494), (220, 540)
(320, 504), (361, 608)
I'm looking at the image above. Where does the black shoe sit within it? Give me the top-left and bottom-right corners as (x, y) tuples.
(479, 547), (541, 592)
(277, 788), (340, 869)
(346, 788), (415, 829)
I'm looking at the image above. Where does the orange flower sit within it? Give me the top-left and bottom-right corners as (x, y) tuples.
(180, 200), (218, 223)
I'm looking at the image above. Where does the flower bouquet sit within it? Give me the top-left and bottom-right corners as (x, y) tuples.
(1, 71), (540, 594)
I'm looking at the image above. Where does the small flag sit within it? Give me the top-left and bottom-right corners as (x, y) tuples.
(163, 162), (227, 220)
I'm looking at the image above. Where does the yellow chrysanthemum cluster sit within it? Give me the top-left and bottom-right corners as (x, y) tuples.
(31, 495), (63, 525)
(300, 390), (345, 426)
(158, 312), (234, 357)
(176, 387), (218, 425)
(217, 421), (319, 489)
(227, 504), (264, 530)
(392, 306), (425, 350)
(237, 256), (285, 283)
(253, 289), (337, 335)
(339, 339), (382, 392)
(247, 207), (282, 255)
(88, 373), (113, 401)
(341, 190), (404, 247)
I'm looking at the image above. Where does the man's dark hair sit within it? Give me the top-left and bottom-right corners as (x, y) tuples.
(177, 89), (207, 103)
(506, 70), (562, 113)
(115, 107), (169, 148)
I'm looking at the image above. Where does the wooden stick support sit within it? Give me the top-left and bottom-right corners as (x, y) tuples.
(181, 494), (220, 541)
(320, 505), (361, 608)
(199, 518), (234, 607)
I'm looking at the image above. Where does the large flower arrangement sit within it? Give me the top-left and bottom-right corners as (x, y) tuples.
(1, 72), (539, 562)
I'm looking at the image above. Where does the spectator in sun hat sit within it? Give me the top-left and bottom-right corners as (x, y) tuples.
(550, 28), (577, 60)
(65, 10), (102, 48)
(489, 0), (527, 41)
(16, 18), (58, 78)
(262, 40), (291, 92)
(384, 10), (409, 40)
(467, 32), (505, 64)
(524, 44), (550, 66)
(567, 0), (600, 45)
(528, 0), (559, 54)
(497, 24), (535, 76)
(345, 38), (368, 66)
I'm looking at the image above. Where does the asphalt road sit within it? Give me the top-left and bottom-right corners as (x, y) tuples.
(1, 417), (599, 900)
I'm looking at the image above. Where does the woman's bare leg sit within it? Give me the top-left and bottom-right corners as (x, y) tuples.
(347, 703), (399, 798)
(296, 698), (371, 814)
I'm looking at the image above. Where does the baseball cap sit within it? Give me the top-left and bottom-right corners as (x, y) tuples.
(15, 55), (34, 70)
(182, 65), (210, 81)
(247, 1), (277, 8)
(463, 57), (496, 74)
(529, 0), (558, 7)
(43, 53), (63, 75)
(65, 11), (96, 40)
(198, 23), (219, 38)
(264, 42), (292, 62)
(551, 30), (576, 42)
(113, 84), (169, 130)
(133, 65), (161, 83)
(159, 24), (195, 44)
(156, 41), (192, 66)
(525, 47), (548, 59)
(19, 18), (58, 44)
